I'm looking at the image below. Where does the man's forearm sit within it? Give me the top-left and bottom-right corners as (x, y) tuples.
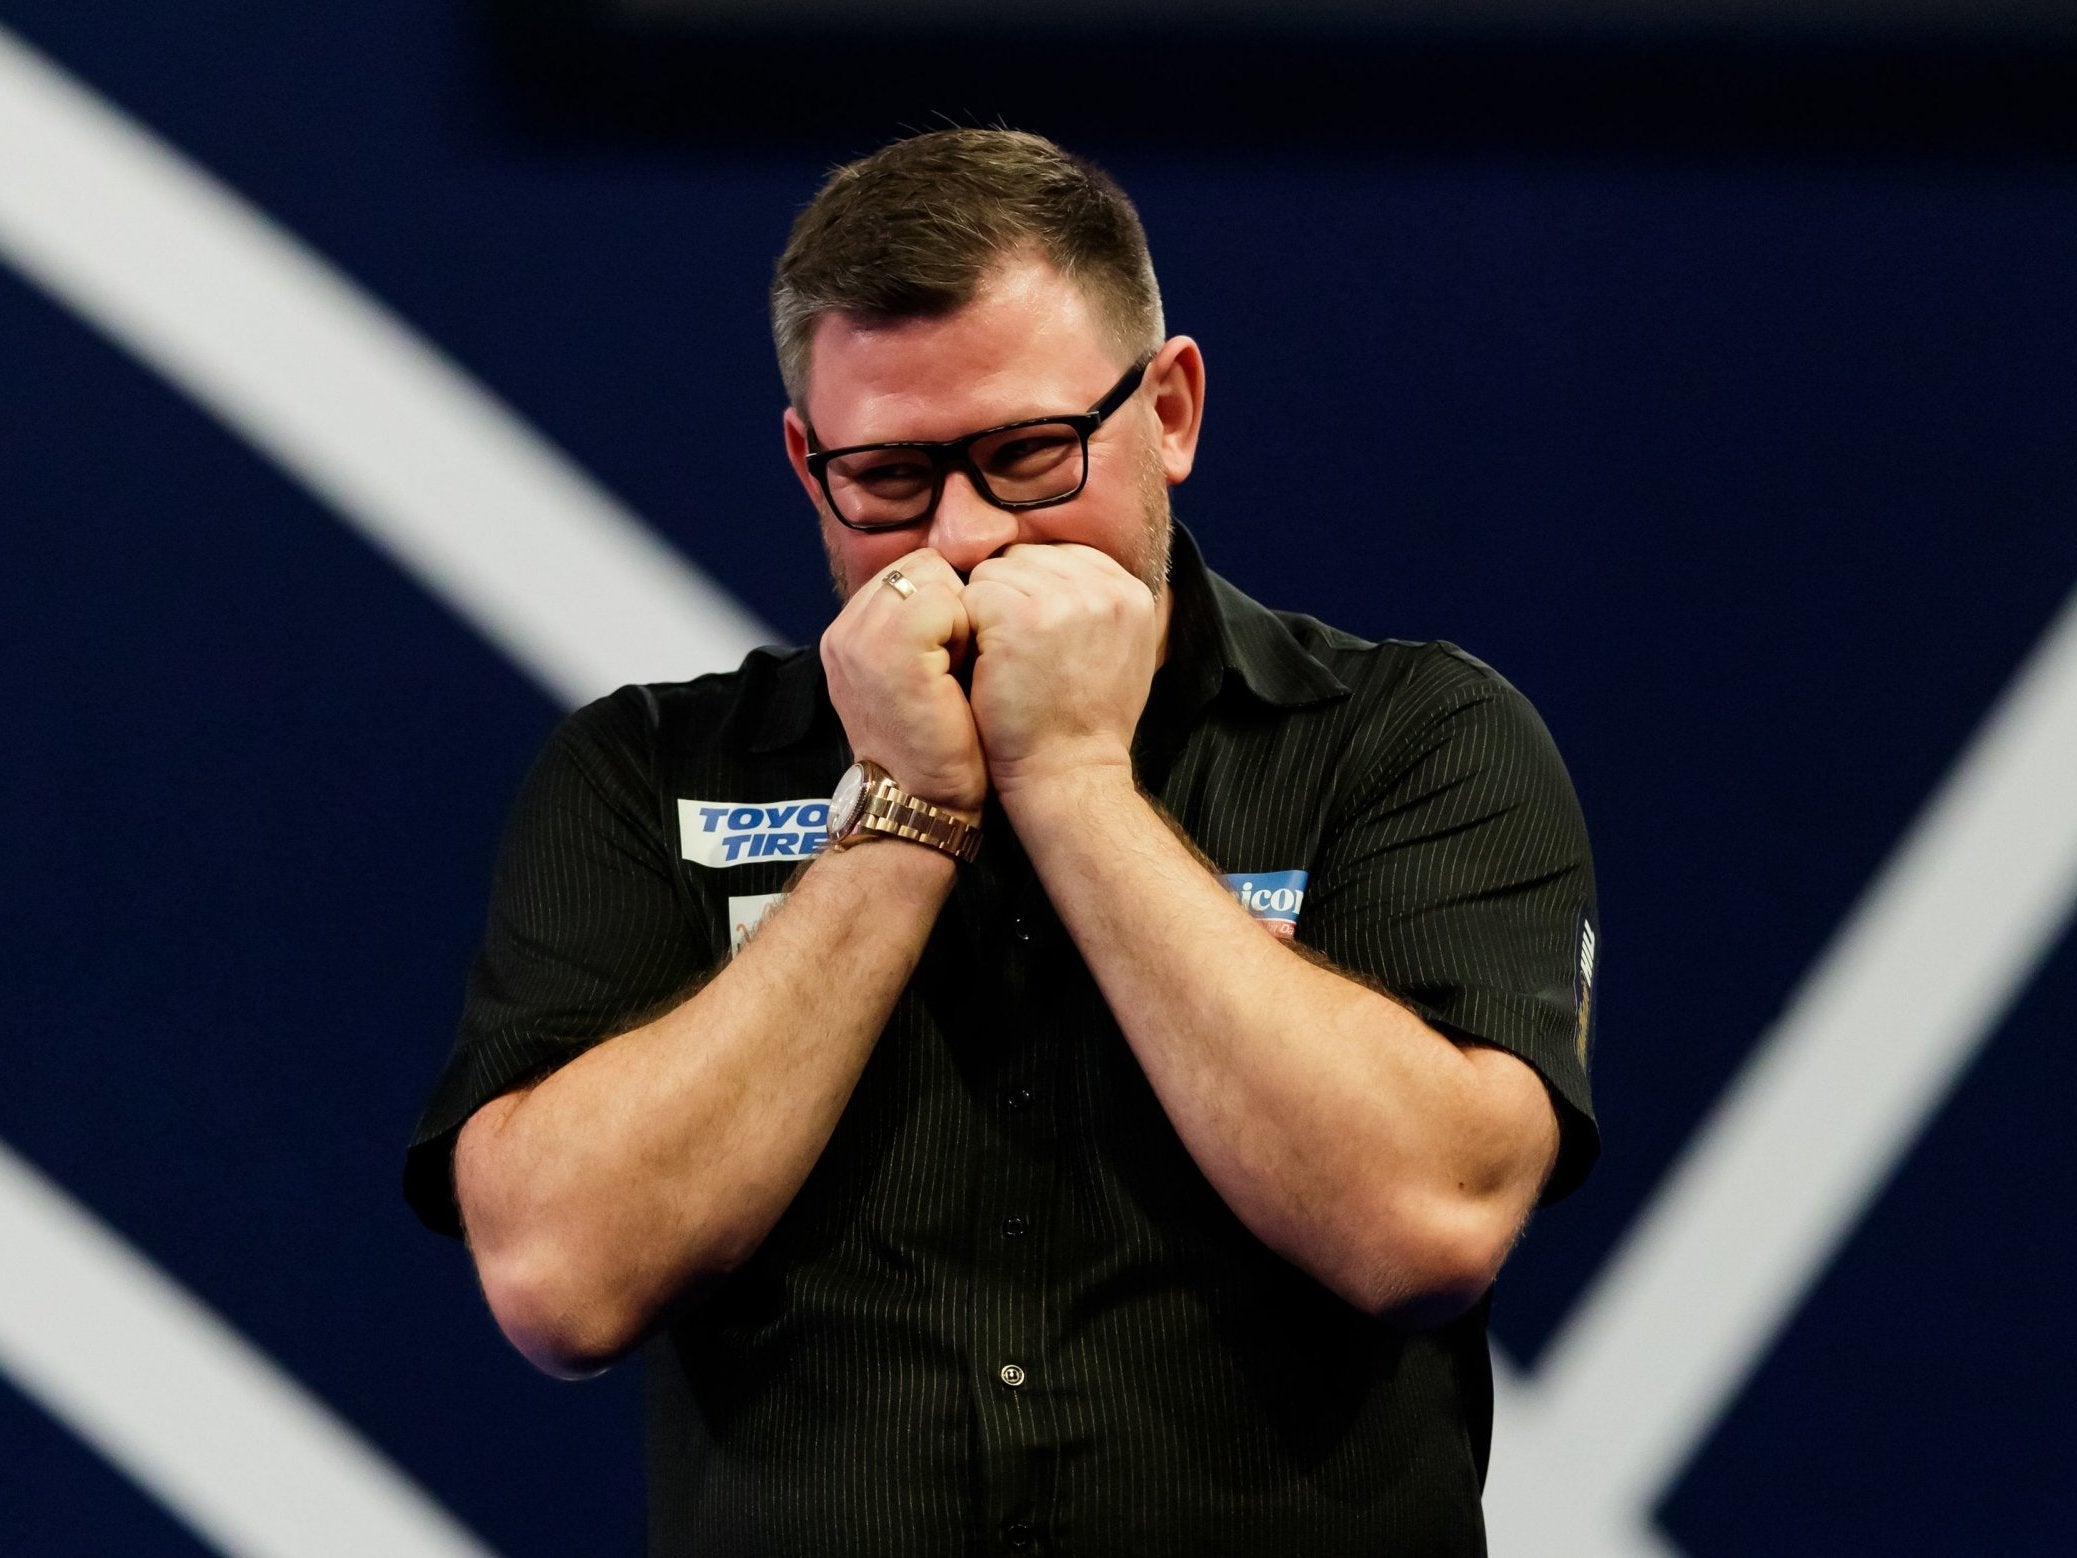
(1001, 766), (1559, 1322)
(454, 837), (958, 1376)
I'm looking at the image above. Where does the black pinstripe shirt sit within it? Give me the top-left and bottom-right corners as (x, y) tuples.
(406, 525), (1599, 1557)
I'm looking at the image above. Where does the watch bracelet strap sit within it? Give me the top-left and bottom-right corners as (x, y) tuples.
(858, 785), (983, 863)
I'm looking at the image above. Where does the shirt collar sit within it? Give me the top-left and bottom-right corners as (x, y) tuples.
(747, 521), (1350, 755)
(1163, 522), (1351, 715)
(750, 644), (832, 754)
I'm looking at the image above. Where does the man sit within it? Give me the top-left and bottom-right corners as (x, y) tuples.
(406, 129), (1598, 1556)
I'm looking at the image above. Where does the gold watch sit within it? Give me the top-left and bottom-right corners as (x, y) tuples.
(826, 760), (982, 863)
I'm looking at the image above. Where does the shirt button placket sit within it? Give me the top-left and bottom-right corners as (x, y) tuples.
(981, 870), (1052, 1552)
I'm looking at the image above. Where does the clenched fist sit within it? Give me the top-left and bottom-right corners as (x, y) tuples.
(820, 548), (986, 816)
(963, 543), (1164, 806)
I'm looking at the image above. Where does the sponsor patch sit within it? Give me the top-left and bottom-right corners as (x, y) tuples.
(1221, 870), (1308, 938)
(678, 798), (831, 868)
(728, 893), (788, 956)
(1575, 910), (1598, 1065)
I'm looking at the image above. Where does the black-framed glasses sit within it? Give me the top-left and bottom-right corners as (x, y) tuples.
(805, 358), (1150, 532)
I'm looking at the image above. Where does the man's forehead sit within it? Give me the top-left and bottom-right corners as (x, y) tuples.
(801, 257), (1120, 437)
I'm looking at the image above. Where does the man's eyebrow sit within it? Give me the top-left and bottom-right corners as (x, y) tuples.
(820, 399), (1084, 452)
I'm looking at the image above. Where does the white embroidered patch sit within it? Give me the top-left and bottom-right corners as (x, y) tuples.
(727, 893), (788, 956)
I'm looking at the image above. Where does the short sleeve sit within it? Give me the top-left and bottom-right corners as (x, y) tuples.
(402, 687), (710, 1235)
(1302, 648), (1600, 1202)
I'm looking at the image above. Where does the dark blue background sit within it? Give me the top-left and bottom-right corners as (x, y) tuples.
(3, 5), (2072, 1553)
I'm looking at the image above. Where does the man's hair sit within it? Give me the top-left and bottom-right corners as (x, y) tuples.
(771, 128), (1165, 412)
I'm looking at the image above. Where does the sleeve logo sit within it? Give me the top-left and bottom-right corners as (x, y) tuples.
(1575, 911), (1598, 1066)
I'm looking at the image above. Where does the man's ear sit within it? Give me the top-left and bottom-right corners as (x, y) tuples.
(782, 406), (827, 515)
(1148, 336), (1206, 487)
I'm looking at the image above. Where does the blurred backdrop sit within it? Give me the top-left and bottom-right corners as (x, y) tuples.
(2, 2), (2074, 1553)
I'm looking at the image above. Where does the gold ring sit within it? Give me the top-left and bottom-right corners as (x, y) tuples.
(882, 570), (917, 601)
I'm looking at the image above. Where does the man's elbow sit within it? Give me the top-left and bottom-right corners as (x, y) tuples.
(453, 1093), (689, 1377)
(473, 1241), (645, 1379)
(1356, 1057), (1559, 1324)
(1365, 1246), (1504, 1331)
(1343, 1193), (1527, 1328)
(467, 1208), (757, 1378)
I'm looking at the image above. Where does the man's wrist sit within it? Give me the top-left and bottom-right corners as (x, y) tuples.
(829, 760), (984, 863)
(990, 752), (1141, 830)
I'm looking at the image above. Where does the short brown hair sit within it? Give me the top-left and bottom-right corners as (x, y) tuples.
(771, 129), (1164, 411)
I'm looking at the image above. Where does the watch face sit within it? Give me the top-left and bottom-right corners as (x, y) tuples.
(829, 762), (867, 839)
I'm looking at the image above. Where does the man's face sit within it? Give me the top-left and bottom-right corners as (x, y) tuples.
(783, 256), (1194, 603)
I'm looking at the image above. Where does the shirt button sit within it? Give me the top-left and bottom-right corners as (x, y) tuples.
(1005, 1086), (1033, 1112)
(1003, 1522), (1034, 1551)
(1002, 1215), (1029, 1238)
(1010, 914), (1033, 943)
(998, 1362), (1026, 1388)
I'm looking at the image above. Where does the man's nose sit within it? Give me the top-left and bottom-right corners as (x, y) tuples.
(927, 471), (1019, 575)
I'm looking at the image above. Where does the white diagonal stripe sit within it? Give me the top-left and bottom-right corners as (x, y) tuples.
(0, 20), (773, 1556)
(0, 23), (772, 710)
(0, 1140), (497, 1558)
(1489, 575), (2077, 1550)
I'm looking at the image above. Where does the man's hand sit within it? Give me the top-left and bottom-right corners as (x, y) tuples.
(821, 547), (986, 814)
(963, 543), (1163, 804)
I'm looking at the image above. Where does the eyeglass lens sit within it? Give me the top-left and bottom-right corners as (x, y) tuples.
(823, 422), (1088, 527)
